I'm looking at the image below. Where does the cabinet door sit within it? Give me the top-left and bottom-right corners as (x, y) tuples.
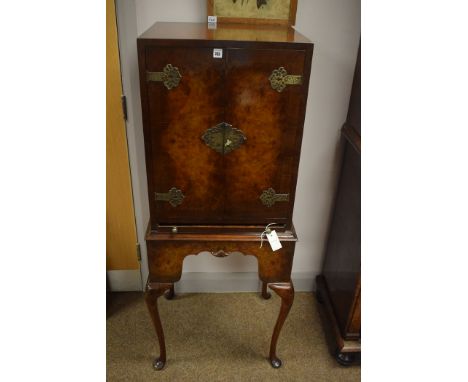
(142, 46), (225, 225)
(223, 48), (308, 225)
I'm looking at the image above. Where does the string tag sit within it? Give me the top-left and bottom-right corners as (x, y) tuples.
(260, 223), (282, 251)
(266, 230), (282, 251)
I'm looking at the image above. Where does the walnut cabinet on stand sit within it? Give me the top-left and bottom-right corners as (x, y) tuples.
(137, 22), (313, 370)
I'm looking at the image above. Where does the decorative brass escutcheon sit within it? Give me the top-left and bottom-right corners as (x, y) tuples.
(269, 67), (303, 92)
(155, 187), (185, 207)
(211, 250), (230, 258)
(146, 64), (182, 90)
(260, 188), (289, 207)
(201, 122), (246, 155)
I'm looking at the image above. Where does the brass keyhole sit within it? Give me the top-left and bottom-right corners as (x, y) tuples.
(201, 122), (246, 155)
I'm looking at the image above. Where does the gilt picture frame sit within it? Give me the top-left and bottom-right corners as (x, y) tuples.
(207, 0), (298, 26)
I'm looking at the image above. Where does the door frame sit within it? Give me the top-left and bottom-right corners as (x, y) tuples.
(107, 0), (144, 291)
(114, 0), (156, 291)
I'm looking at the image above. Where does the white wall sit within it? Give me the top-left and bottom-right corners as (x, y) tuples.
(116, 0), (360, 291)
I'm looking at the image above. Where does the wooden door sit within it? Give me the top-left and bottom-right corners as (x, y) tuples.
(223, 48), (308, 226)
(141, 46), (226, 226)
(106, 0), (139, 270)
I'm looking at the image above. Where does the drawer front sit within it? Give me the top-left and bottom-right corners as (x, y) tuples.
(223, 48), (308, 224)
(142, 46), (226, 225)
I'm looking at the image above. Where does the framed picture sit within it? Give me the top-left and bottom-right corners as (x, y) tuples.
(207, 0), (298, 26)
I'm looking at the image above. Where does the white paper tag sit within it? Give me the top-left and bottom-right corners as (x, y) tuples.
(208, 16), (217, 23)
(213, 48), (223, 58)
(208, 22), (217, 30)
(266, 230), (282, 251)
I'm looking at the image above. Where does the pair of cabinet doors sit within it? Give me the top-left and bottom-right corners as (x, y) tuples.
(139, 45), (311, 228)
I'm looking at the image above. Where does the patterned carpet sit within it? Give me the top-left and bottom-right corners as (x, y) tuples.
(107, 291), (360, 381)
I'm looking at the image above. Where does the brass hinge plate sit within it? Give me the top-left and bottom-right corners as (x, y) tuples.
(260, 188), (289, 207)
(146, 64), (182, 90)
(155, 187), (185, 207)
(136, 243), (142, 262)
(269, 67), (303, 92)
(121, 95), (127, 120)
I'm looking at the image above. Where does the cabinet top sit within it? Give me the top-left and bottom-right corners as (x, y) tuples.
(139, 22), (311, 44)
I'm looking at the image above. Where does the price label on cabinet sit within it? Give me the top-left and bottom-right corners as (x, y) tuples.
(266, 230), (282, 251)
(213, 49), (223, 59)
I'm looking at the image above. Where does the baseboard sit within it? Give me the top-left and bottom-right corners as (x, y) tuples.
(107, 270), (143, 291)
(175, 272), (316, 293)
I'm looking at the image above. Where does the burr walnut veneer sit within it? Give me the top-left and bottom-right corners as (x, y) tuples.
(137, 22), (313, 370)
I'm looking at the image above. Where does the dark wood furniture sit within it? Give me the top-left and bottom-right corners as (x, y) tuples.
(316, 47), (360, 365)
(138, 22), (313, 370)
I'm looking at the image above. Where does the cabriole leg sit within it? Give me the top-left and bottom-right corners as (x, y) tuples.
(145, 281), (173, 370)
(261, 281), (271, 299)
(268, 281), (294, 368)
(165, 284), (175, 300)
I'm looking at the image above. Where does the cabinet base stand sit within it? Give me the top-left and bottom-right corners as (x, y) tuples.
(145, 278), (295, 370)
(144, 230), (298, 370)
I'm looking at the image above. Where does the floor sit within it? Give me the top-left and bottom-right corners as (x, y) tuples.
(107, 291), (360, 381)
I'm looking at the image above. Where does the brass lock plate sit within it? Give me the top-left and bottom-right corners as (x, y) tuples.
(202, 122), (246, 155)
